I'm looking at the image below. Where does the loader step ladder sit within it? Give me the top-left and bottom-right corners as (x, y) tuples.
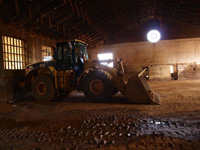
(57, 71), (66, 96)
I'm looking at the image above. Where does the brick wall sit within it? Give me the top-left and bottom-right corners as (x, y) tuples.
(88, 38), (200, 80)
(0, 20), (57, 102)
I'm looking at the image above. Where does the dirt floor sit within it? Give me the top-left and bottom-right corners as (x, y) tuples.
(0, 102), (14, 114)
(0, 80), (200, 150)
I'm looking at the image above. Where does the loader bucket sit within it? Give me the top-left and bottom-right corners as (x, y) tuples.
(125, 69), (160, 104)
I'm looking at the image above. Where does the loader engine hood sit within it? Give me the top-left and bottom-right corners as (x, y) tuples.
(26, 60), (56, 69)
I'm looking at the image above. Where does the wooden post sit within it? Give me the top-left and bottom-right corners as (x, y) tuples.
(48, 16), (52, 28)
(56, 22), (59, 31)
(40, 13), (43, 24)
(68, 28), (71, 39)
(0, 36), (3, 70)
(28, 6), (32, 19)
(73, 31), (76, 40)
(76, 33), (79, 40)
(63, 25), (66, 35)
(15, 0), (19, 13)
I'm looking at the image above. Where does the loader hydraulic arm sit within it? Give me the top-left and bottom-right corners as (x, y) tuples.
(94, 58), (124, 76)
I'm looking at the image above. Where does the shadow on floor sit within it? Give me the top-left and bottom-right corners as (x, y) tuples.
(17, 92), (130, 104)
(57, 92), (130, 104)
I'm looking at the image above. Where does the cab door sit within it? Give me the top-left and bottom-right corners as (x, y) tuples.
(55, 42), (73, 70)
(55, 43), (64, 70)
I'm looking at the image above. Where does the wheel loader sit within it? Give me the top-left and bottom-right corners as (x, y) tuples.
(25, 40), (160, 104)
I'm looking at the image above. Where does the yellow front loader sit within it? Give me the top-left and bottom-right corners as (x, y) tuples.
(25, 40), (160, 104)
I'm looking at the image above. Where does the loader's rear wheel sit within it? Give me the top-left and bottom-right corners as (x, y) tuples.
(36, 82), (47, 95)
(32, 74), (55, 101)
(82, 71), (114, 103)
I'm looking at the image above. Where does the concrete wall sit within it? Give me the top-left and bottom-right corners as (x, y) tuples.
(88, 38), (200, 80)
(0, 20), (57, 102)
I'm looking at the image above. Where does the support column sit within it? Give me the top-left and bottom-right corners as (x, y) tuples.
(0, 34), (6, 101)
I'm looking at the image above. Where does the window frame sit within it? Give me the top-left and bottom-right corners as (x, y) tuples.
(41, 45), (53, 61)
(2, 36), (26, 70)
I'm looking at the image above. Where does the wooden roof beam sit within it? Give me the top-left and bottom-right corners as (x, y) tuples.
(0, 0), (3, 5)
(68, 0), (75, 11)
(68, 0), (110, 42)
(28, 5), (32, 19)
(15, 0), (19, 13)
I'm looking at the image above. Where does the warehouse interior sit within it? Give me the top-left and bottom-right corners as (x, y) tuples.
(0, 0), (200, 149)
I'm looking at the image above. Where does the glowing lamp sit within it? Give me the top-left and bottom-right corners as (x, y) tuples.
(147, 29), (161, 43)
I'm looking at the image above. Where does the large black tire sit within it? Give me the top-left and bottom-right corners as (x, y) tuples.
(82, 71), (114, 103)
(32, 74), (56, 101)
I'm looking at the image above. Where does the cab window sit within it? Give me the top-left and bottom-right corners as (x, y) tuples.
(77, 42), (88, 60)
(57, 46), (62, 60)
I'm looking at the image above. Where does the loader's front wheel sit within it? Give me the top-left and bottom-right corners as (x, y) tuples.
(82, 71), (114, 103)
(32, 74), (55, 101)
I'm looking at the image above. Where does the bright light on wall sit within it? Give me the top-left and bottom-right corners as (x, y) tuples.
(97, 53), (113, 67)
(43, 56), (53, 61)
(170, 65), (174, 73)
(147, 30), (161, 43)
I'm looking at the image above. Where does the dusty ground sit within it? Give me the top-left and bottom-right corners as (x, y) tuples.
(0, 102), (14, 114)
(0, 80), (200, 150)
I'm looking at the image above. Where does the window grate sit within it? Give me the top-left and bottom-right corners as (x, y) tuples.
(2, 36), (26, 70)
(42, 46), (53, 61)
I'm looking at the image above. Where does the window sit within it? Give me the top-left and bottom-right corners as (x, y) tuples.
(42, 46), (53, 61)
(2, 36), (26, 70)
(77, 42), (88, 60)
(97, 53), (113, 67)
(170, 65), (174, 74)
(170, 65), (178, 80)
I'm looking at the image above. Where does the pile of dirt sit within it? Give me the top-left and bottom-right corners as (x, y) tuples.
(0, 102), (14, 114)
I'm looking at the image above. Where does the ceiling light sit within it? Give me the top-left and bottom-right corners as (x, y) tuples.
(147, 29), (161, 43)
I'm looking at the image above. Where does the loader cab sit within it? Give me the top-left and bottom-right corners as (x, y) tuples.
(55, 40), (88, 76)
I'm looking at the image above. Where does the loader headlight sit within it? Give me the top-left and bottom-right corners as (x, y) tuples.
(147, 30), (161, 43)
